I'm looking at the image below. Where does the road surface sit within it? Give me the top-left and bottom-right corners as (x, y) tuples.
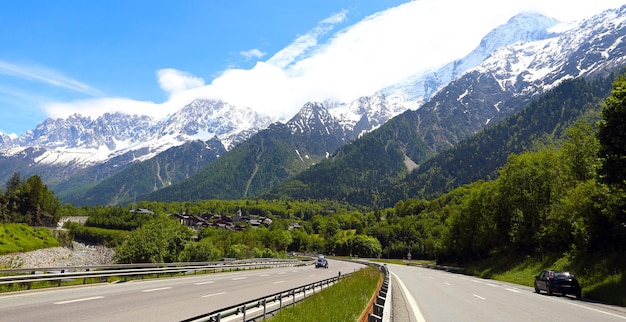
(0, 259), (364, 321)
(389, 263), (626, 322)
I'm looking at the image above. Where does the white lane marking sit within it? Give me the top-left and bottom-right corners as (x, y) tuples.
(54, 296), (104, 305)
(278, 272), (286, 275)
(202, 292), (226, 298)
(561, 300), (626, 320)
(142, 287), (172, 293)
(473, 294), (486, 300)
(273, 280), (285, 284)
(505, 288), (521, 293)
(308, 274), (316, 277)
(259, 274), (270, 277)
(391, 272), (426, 322)
(195, 281), (215, 285)
(232, 277), (247, 280)
(444, 282), (451, 286)
(486, 283), (498, 287)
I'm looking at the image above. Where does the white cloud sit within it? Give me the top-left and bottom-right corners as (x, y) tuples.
(0, 60), (103, 96)
(39, 0), (625, 123)
(157, 69), (205, 97)
(240, 49), (267, 60)
(267, 10), (347, 69)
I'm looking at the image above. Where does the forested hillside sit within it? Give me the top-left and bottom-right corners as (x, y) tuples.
(144, 117), (345, 202)
(264, 73), (617, 207)
(59, 140), (226, 206)
(382, 74), (616, 203)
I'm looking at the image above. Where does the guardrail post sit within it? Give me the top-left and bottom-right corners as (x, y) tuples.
(242, 305), (246, 321)
(262, 298), (267, 320)
(373, 303), (384, 316)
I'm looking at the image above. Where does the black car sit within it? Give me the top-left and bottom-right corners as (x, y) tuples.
(315, 258), (328, 268)
(534, 270), (581, 298)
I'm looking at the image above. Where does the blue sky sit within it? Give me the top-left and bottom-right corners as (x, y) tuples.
(1, 0), (624, 136)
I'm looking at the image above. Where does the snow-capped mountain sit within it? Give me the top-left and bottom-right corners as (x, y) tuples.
(328, 92), (406, 138)
(0, 99), (272, 166)
(414, 5), (626, 153)
(382, 12), (561, 111)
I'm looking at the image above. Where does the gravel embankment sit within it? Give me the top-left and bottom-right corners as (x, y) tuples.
(0, 242), (115, 268)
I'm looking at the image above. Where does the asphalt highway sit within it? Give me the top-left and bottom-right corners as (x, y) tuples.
(0, 259), (364, 321)
(389, 263), (626, 322)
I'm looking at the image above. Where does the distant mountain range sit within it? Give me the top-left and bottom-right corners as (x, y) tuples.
(1, 5), (625, 206)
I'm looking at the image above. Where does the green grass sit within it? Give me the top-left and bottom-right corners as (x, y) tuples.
(270, 266), (382, 321)
(0, 223), (60, 256)
(463, 251), (626, 306)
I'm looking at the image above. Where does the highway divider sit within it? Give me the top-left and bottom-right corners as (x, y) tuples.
(0, 259), (309, 291)
(180, 271), (352, 322)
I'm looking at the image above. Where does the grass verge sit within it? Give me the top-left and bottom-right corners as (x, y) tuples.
(0, 223), (59, 255)
(270, 266), (382, 321)
(463, 251), (626, 306)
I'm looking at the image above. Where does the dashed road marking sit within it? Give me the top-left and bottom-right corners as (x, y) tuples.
(195, 281), (215, 285)
(142, 287), (172, 293)
(202, 292), (226, 298)
(54, 296), (104, 305)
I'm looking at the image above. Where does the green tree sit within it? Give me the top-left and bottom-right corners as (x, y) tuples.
(561, 121), (601, 182)
(350, 234), (382, 258)
(179, 238), (223, 262)
(114, 215), (192, 263)
(598, 73), (626, 189)
(497, 149), (566, 254)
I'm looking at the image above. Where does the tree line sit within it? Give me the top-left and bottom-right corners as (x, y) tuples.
(0, 173), (61, 227)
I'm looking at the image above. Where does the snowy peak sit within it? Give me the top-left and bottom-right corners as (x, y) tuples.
(382, 12), (562, 110)
(473, 5), (626, 94)
(0, 99), (273, 166)
(477, 12), (560, 56)
(287, 102), (342, 136)
(15, 113), (153, 150)
(329, 93), (404, 138)
(413, 5), (626, 153)
(155, 99), (272, 150)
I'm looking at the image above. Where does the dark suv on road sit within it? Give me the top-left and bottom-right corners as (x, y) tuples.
(534, 270), (581, 298)
(315, 258), (328, 268)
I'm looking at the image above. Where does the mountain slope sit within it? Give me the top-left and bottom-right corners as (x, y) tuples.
(144, 102), (348, 202)
(381, 74), (615, 205)
(260, 6), (626, 206)
(58, 139), (226, 206)
(136, 11), (574, 204)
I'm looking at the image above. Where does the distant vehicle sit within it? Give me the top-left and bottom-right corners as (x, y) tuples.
(534, 270), (581, 298)
(315, 257), (328, 269)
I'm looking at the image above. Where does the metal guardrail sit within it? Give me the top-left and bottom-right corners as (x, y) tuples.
(366, 264), (390, 322)
(0, 259), (308, 290)
(180, 272), (351, 322)
(180, 259), (392, 322)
